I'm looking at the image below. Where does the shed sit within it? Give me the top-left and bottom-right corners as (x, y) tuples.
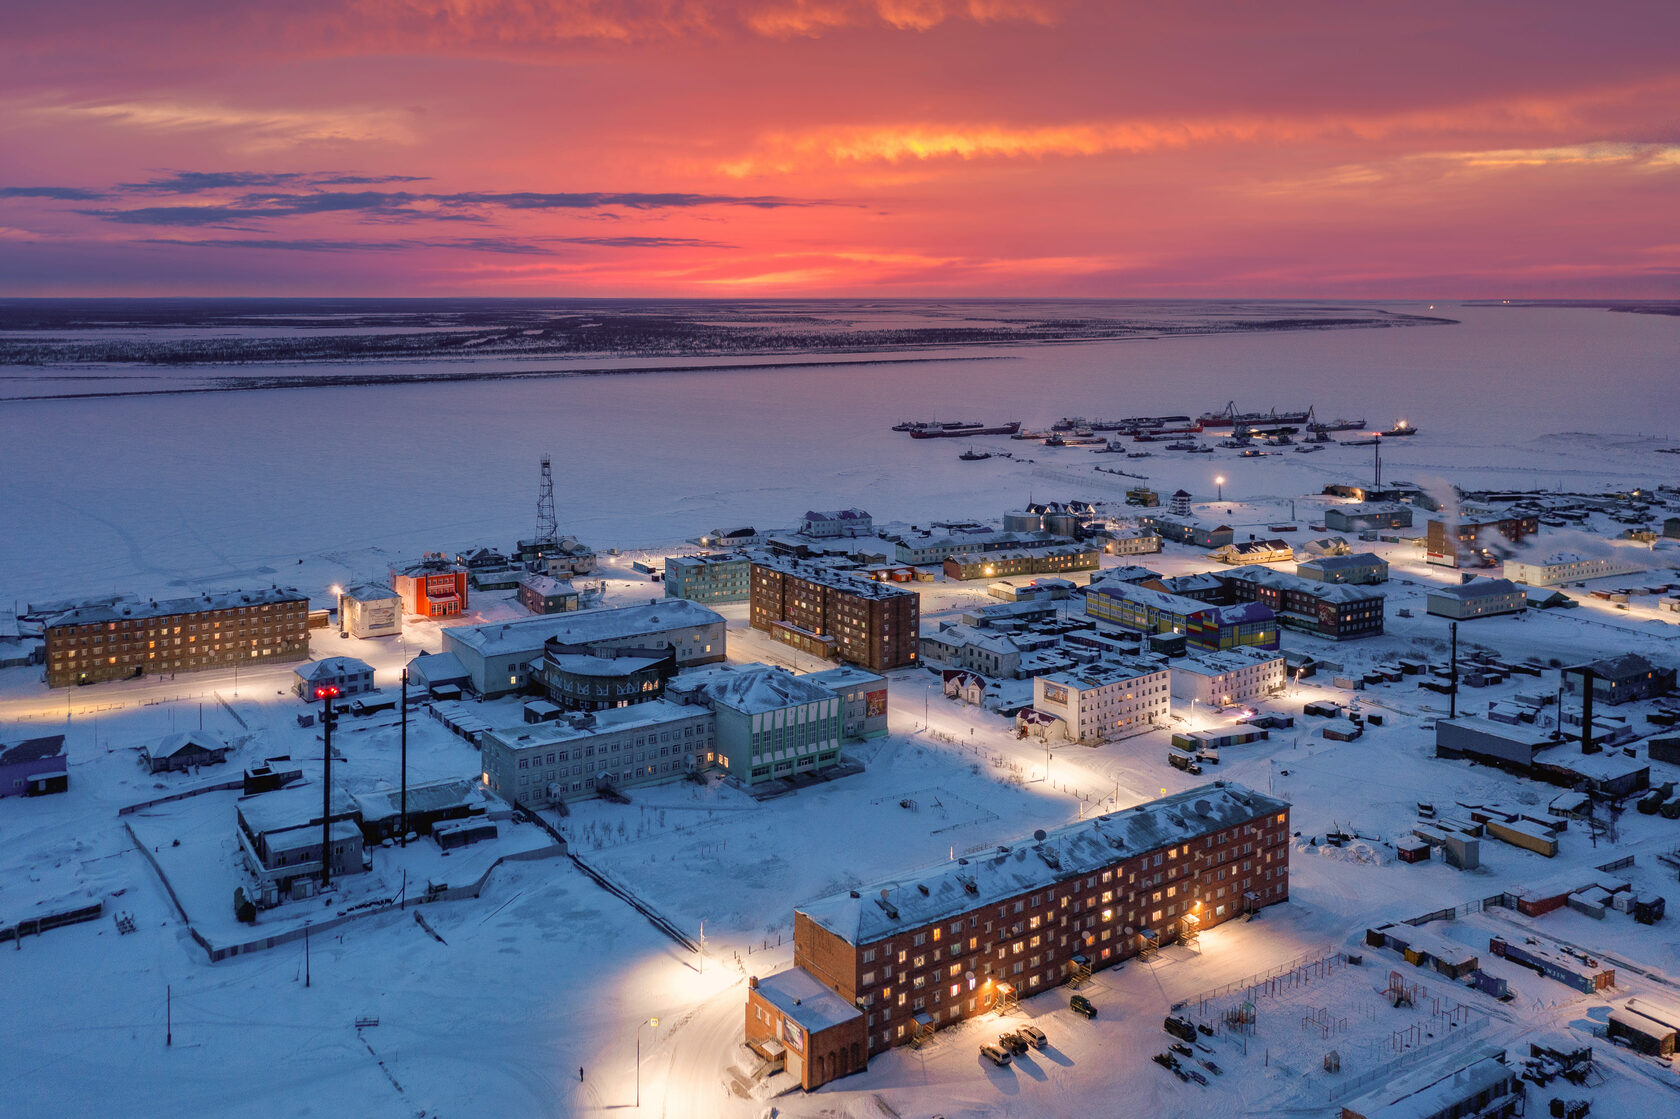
(140, 730), (230, 774)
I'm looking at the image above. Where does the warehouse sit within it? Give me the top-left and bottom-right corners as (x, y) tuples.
(1607, 998), (1680, 1056)
(1434, 717), (1558, 767)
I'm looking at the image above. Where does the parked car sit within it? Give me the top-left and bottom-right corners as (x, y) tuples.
(998, 1031), (1029, 1056)
(980, 1043), (1012, 1067)
(1163, 1015), (1197, 1041)
(1018, 1024), (1048, 1049)
(1070, 995), (1098, 1019)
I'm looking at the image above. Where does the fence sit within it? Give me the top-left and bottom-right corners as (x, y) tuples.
(1328, 1016), (1489, 1104)
(1177, 945), (1345, 1017)
(117, 778), (245, 816)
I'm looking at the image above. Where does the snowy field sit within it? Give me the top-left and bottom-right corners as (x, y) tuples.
(2, 301), (1679, 1118)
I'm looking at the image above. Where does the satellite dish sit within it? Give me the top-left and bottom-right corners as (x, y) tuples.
(1033, 829), (1048, 842)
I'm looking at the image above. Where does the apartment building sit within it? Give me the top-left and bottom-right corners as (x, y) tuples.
(750, 560), (919, 672)
(43, 587), (309, 687)
(747, 783), (1290, 1087)
(1030, 659), (1171, 744)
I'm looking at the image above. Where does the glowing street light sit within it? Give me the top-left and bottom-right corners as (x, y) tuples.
(1215, 475), (1226, 502)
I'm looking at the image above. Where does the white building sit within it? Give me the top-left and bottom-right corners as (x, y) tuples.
(1031, 659), (1170, 744)
(1170, 648), (1286, 706)
(1426, 578), (1527, 620)
(800, 508), (873, 538)
(1099, 528), (1163, 556)
(919, 623), (1024, 679)
(1503, 553), (1644, 587)
(339, 583), (401, 639)
(294, 656), (376, 700)
(443, 599), (726, 697)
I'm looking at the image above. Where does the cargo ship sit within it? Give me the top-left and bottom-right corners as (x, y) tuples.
(1381, 420), (1418, 437)
(1198, 401), (1312, 428)
(909, 421), (1023, 439)
(895, 418), (981, 433)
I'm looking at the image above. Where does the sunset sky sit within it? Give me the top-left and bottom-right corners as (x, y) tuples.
(2, 1), (1676, 297)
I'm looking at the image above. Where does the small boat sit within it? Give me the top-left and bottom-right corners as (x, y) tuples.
(1307, 416), (1365, 432)
(959, 449), (992, 461)
(1187, 445), (1214, 454)
(1126, 451), (1153, 459)
(1166, 440), (1199, 451)
(1294, 445), (1322, 454)
(1381, 420), (1418, 437)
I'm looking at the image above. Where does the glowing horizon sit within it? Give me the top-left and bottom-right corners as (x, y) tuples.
(1, 1), (1676, 298)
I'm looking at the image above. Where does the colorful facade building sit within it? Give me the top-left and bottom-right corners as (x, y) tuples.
(391, 555), (470, 618)
(1084, 582), (1279, 652)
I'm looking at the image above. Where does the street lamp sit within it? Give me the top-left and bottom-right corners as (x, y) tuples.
(636, 1016), (660, 1108)
(333, 584), (346, 638)
(1215, 475), (1225, 502)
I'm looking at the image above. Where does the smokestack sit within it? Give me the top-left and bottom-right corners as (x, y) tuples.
(1579, 667), (1596, 754)
(1448, 622), (1458, 720)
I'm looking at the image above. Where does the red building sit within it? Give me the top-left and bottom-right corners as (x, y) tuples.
(748, 783), (1290, 1088)
(391, 555), (470, 618)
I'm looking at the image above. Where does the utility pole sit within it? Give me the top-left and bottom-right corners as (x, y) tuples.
(317, 685), (340, 888)
(400, 668), (409, 846)
(305, 923), (311, 987)
(167, 984), (172, 1047)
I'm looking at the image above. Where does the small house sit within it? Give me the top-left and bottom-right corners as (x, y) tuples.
(141, 730), (229, 774)
(0, 735), (68, 797)
(294, 656), (376, 701)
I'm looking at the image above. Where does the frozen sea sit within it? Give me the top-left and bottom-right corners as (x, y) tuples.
(0, 298), (1675, 603)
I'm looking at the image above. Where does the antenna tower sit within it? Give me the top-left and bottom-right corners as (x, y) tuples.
(535, 455), (558, 541)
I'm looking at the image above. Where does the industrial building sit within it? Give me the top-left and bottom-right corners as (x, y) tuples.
(664, 552), (752, 603)
(1339, 1046), (1524, 1119)
(750, 560), (919, 672)
(1001, 501), (1092, 538)
(1026, 659), (1171, 744)
(1425, 578), (1527, 620)
(338, 583), (402, 639)
(43, 587), (309, 687)
(236, 784), (365, 902)
(751, 783), (1289, 1086)
(480, 700), (715, 805)
(1295, 553), (1389, 585)
(1170, 648), (1286, 706)
(443, 599), (726, 697)
(1084, 582), (1279, 652)
(1218, 566), (1385, 640)
(1504, 553), (1644, 586)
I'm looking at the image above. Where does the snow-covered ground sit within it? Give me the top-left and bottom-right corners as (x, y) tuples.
(2, 302), (1679, 1118)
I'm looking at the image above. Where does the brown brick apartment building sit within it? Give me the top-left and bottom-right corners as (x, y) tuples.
(44, 587), (310, 687)
(747, 783), (1290, 1089)
(1218, 565), (1386, 640)
(1425, 514), (1540, 568)
(749, 560), (919, 672)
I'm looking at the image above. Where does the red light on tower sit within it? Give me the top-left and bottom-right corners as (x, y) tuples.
(314, 685), (340, 700)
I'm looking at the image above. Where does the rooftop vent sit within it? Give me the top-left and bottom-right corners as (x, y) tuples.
(917, 883), (930, 896)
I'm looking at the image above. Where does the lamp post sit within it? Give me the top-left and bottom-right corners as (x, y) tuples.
(1215, 475), (1225, 503)
(316, 685), (340, 887)
(636, 1016), (660, 1108)
(333, 584), (345, 638)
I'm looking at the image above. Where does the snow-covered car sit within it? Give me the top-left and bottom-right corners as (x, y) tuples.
(1018, 1025), (1048, 1049)
(979, 1043), (1012, 1067)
